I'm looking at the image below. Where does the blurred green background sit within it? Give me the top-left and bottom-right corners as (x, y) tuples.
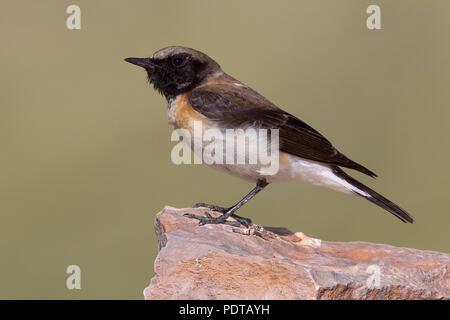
(1, 0), (449, 299)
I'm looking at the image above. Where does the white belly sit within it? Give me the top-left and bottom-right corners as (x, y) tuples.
(191, 132), (361, 195)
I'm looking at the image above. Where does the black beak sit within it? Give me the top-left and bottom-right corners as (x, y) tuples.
(124, 57), (155, 70)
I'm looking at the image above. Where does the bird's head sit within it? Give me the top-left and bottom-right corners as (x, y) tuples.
(125, 46), (221, 99)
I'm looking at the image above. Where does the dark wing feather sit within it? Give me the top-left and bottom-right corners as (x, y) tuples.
(188, 85), (376, 177)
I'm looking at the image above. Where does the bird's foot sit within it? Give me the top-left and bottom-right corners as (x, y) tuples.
(192, 203), (252, 227)
(184, 211), (241, 227)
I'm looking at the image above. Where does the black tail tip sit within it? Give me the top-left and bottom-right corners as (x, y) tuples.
(365, 194), (414, 224)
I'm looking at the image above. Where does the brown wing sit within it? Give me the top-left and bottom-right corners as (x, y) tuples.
(188, 85), (377, 177)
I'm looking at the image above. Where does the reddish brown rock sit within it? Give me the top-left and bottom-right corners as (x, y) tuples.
(144, 206), (450, 300)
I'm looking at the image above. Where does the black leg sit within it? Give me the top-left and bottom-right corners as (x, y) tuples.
(184, 179), (269, 227)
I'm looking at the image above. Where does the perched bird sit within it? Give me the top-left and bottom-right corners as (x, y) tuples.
(125, 46), (413, 227)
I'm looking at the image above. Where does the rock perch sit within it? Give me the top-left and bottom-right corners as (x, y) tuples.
(144, 206), (449, 299)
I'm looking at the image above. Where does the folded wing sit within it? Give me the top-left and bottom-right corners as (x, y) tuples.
(188, 85), (377, 177)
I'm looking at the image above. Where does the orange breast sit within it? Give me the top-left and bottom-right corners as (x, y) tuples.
(168, 93), (208, 131)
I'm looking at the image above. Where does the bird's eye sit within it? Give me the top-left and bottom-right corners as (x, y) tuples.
(172, 56), (186, 67)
